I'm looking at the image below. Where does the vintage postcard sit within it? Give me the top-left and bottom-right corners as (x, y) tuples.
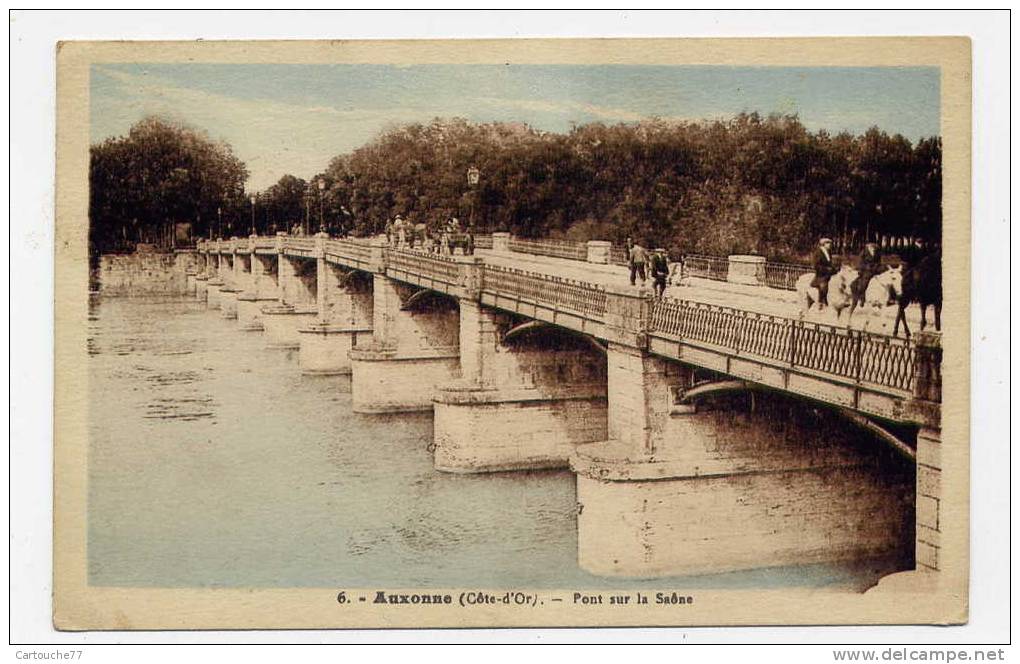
(54, 37), (970, 630)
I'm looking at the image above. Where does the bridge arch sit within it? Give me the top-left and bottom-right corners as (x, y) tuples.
(501, 319), (607, 357)
(674, 377), (918, 461)
(400, 287), (459, 313)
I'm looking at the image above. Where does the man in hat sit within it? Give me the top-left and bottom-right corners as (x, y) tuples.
(856, 241), (883, 294)
(650, 247), (670, 298)
(628, 240), (647, 286)
(812, 237), (837, 309)
(394, 214), (407, 248)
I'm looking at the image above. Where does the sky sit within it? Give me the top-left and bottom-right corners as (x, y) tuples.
(91, 64), (940, 192)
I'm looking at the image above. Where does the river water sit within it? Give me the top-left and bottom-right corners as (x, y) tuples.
(87, 296), (899, 590)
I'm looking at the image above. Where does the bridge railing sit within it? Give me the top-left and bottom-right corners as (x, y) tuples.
(253, 236), (277, 251)
(609, 245), (630, 267)
(681, 254), (730, 282)
(481, 264), (608, 319)
(284, 236), (316, 256)
(507, 237), (589, 262)
(473, 234), (493, 250)
(388, 248), (462, 285)
(325, 238), (373, 266)
(649, 297), (917, 395)
(759, 261), (809, 291)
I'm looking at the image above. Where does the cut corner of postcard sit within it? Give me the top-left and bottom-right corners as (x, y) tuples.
(53, 35), (970, 630)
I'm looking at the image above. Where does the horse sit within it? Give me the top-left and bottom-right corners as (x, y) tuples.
(847, 265), (903, 320)
(893, 251), (942, 338)
(796, 264), (859, 321)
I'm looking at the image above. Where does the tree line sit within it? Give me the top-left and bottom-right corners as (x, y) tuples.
(90, 113), (941, 261)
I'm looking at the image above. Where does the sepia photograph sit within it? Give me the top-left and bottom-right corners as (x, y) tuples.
(46, 32), (974, 632)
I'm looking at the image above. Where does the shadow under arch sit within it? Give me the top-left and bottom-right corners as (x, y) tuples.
(501, 319), (607, 356)
(399, 287), (460, 313)
(676, 378), (917, 461)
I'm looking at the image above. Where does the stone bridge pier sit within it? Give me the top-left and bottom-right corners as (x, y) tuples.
(568, 286), (917, 578)
(206, 251), (232, 310)
(237, 236), (282, 331)
(298, 235), (375, 375)
(192, 252), (213, 302)
(349, 270), (461, 413)
(432, 302), (609, 473)
(220, 245), (252, 320)
(261, 242), (318, 349)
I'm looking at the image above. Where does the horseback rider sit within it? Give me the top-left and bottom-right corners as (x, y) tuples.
(812, 237), (837, 309)
(856, 241), (883, 293)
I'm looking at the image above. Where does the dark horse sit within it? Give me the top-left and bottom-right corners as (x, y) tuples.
(893, 249), (942, 338)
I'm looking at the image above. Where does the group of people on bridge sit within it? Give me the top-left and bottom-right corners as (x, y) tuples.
(385, 214), (476, 256)
(625, 237), (672, 298)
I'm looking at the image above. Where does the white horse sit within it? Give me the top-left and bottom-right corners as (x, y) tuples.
(848, 265), (903, 319)
(796, 265), (859, 321)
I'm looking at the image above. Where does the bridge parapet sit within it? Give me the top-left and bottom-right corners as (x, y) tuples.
(260, 233), (939, 420)
(508, 236), (589, 262)
(324, 238), (375, 271)
(252, 235), (276, 254)
(284, 235), (316, 257)
(480, 264), (608, 340)
(387, 248), (463, 296)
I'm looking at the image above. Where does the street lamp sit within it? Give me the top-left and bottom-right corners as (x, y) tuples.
(304, 194), (310, 236)
(467, 166), (480, 229)
(216, 206), (222, 240)
(250, 195), (257, 236)
(317, 178), (326, 234)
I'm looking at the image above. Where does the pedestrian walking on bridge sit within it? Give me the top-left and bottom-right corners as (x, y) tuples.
(651, 248), (670, 298)
(629, 241), (648, 286)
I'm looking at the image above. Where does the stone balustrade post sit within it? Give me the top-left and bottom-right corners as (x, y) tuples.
(602, 283), (652, 350)
(491, 232), (511, 254)
(455, 255), (483, 301)
(912, 330), (942, 405)
(727, 254), (766, 286)
(368, 234), (389, 274)
(586, 240), (611, 264)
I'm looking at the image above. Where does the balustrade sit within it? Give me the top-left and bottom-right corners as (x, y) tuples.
(284, 236), (316, 256)
(760, 261), (809, 291)
(233, 234), (934, 406)
(507, 237), (589, 262)
(681, 254), (731, 282)
(649, 297), (918, 395)
(388, 248), (462, 285)
(481, 264), (607, 319)
(325, 238), (373, 266)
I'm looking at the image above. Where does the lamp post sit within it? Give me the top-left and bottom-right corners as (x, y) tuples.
(304, 194), (310, 236)
(250, 195), (257, 236)
(467, 166), (480, 229)
(216, 206), (222, 240)
(317, 178), (326, 234)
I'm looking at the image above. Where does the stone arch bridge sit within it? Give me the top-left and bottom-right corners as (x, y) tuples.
(192, 232), (942, 581)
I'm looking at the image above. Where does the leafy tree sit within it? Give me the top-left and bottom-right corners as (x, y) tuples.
(314, 115), (941, 260)
(89, 116), (249, 254)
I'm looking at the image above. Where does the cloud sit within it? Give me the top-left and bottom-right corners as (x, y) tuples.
(473, 95), (701, 125)
(91, 66), (425, 190)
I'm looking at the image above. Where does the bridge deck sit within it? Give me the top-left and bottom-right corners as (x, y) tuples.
(198, 237), (940, 425)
